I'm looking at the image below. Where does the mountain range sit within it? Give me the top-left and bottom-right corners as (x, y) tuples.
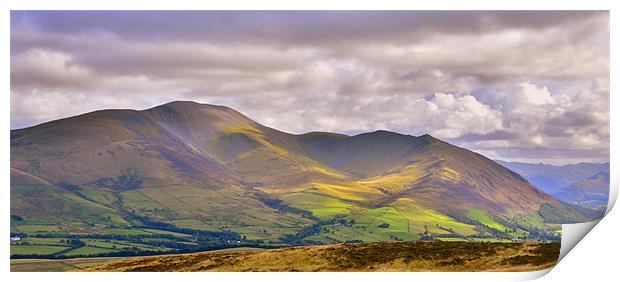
(553, 172), (610, 210)
(11, 101), (599, 244)
(497, 161), (610, 211)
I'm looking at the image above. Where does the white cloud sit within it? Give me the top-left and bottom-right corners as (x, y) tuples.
(423, 93), (504, 139)
(519, 82), (554, 105)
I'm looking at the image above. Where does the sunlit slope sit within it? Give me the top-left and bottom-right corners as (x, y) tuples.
(295, 130), (583, 217)
(142, 102), (386, 224)
(143, 102), (355, 188)
(403, 137), (565, 215)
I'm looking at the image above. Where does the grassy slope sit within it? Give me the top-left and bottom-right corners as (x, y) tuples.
(78, 241), (560, 272)
(11, 257), (122, 272)
(467, 209), (509, 232)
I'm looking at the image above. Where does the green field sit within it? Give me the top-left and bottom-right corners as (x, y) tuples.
(392, 198), (478, 235)
(281, 192), (353, 219)
(170, 219), (217, 231)
(13, 225), (62, 233)
(101, 228), (153, 236)
(141, 228), (193, 237)
(63, 246), (118, 256)
(467, 209), (509, 232)
(15, 237), (72, 246)
(11, 245), (69, 255)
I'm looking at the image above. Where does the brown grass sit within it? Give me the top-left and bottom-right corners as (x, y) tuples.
(78, 241), (559, 272)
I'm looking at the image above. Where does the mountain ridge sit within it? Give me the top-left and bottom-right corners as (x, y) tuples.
(11, 101), (595, 246)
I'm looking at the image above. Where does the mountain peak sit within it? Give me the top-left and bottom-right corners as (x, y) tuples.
(156, 100), (234, 111)
(144, 100), (256, 127)
(417, 133), (436, 140)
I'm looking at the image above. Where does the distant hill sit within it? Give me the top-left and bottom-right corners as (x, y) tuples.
(554, 172), (610, 211)
(495, 160), (609, 195)
(11, 101), (596, 248)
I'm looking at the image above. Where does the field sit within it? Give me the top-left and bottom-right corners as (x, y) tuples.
(467, 209), (509, 232)
(10, 245), (70, 255)
(11, 257), (122, 272)
(9, 226), (194, 259)
(73, 241), (560, 272)
(10, 247), (269, 272)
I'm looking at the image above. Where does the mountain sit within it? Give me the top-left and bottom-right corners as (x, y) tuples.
(495, 160), (610, 195)
(11, 101), (594, 246)
(553, 172), (610, 211)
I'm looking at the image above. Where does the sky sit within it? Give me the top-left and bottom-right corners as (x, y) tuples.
(10, 11), (609, 165)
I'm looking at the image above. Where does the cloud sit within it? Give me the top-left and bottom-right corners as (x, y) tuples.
(11, 11), (604, 46)
(9, 11), (610, 164)
(518, 82), (554, 105)
(423, 93), (504, 139)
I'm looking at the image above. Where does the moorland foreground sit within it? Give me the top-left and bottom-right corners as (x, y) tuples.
(11, 241), (560, 272)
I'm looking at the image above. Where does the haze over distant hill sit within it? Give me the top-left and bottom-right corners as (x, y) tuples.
(11, 101), (598, 247)
(495, 161), (610, 195)
(553, 172), (610, 211)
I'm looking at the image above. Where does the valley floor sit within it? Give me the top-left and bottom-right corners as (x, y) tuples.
(11, 241), (560, 272)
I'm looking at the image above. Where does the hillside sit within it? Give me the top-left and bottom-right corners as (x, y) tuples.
(11, 101), (594, 258)
(77, 241), (560, 272)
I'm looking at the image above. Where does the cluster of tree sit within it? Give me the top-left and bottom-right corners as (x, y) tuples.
(128, 213), (243, 243)
(89, 168), (144, 191)
(56, 181), (100, 204)
(279, 216), (353, 245)
(17, 232), (185, 241)
(254, 193), (319, 220)
(522, 228), (561, 242)
(538, 202), (600, 224)
(10, 242), (279, 260)
(447, 212), (561, 242)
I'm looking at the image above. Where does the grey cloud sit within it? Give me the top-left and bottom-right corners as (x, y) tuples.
(10, 11), (610, 164)
(10, 11), (608, 85)
(11, 11), (604, 45)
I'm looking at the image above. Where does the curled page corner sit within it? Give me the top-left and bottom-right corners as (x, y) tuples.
(559, 220), (601, 261)
(519, 268), (554, 281)
(558, 167), (617, 264)
(605, 170), (617, 214)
